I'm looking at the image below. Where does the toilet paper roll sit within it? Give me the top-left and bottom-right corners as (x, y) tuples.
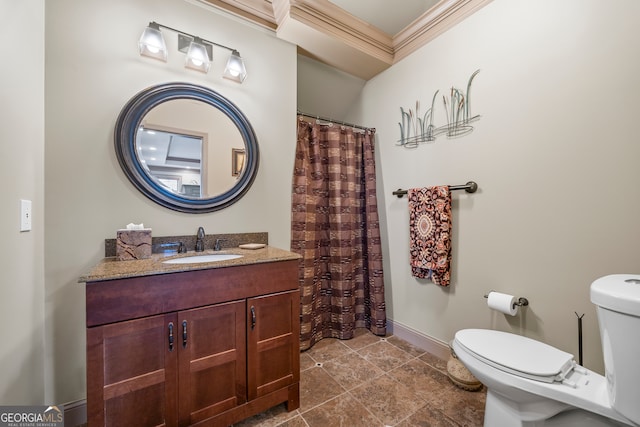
(487, 291), (518, 316)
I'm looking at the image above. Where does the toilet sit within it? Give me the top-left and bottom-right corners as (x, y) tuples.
(451, 274), (640, 426)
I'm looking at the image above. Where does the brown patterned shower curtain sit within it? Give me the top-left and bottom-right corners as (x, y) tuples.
(291, 119), (386, 351)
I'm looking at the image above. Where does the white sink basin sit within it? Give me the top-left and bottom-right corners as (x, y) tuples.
(162, 254), (243, 265)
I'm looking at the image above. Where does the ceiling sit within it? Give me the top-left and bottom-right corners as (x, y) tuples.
(197, 0), (492, 80)
(328, 0), (440, 35)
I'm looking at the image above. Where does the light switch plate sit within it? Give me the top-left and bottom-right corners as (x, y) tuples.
(20, 199), (32, 232)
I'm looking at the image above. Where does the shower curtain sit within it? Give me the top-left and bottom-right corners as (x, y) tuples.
(291, 118), (386, 351)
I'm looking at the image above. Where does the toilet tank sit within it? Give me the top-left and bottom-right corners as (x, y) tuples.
(590, 274), (640, 425)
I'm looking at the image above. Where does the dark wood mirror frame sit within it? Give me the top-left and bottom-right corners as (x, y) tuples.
(114, 82), (259, 213)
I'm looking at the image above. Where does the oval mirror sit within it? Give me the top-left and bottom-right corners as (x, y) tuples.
(114, 82), (259, 213)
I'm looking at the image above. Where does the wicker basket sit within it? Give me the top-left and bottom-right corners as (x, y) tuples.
(447, 345), (483, 391)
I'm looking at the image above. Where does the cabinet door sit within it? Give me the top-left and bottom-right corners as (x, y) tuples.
(247, 290), (300, 400)
(87, 313), (178, 427)
(178, 300), (247, 426)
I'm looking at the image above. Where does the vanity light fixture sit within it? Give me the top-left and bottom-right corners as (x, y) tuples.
(184, 37), (211, 73)
(138, 21), (247, 83)
(223, 50), (247, 83)
(138, 22), (167, 62)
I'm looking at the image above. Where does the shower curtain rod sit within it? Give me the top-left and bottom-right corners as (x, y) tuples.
(297, 110), (374, 132)
(392, 181), (478, 198)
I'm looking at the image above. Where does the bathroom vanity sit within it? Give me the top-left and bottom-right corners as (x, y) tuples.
(80, 246), (301, 427)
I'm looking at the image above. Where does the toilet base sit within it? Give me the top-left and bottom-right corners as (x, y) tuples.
(484, 390), (629, 427)
(484, 389), (568, 427)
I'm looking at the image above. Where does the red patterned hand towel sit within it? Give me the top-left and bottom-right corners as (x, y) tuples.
(408, 186), (452, 286)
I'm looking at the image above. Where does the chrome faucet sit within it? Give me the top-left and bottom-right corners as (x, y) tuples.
(195, 227), (205, 252)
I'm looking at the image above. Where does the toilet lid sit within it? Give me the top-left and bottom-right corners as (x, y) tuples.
(455, 329), (576, 383)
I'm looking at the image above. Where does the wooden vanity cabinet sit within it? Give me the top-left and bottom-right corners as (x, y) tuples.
(87, 312), (179, 427)
(247, 291), (299, 401)
(85, 260), (300, 427)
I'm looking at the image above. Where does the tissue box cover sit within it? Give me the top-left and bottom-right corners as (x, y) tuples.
(116, 229), (152, 260)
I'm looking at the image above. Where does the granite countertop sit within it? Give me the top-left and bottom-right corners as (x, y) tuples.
(79, 245), (301, 283)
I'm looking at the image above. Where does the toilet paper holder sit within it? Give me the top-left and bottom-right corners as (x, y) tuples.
(484, 291), (529, 308)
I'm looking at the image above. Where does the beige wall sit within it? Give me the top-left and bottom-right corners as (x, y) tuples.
(44, 0), (297, 403)
(10, 0), (639, 408)
(0, 1), (46, 404)
(352, 0), (640, 373)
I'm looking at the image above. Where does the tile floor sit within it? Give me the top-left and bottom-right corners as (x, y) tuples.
(235, 329), (486, 427)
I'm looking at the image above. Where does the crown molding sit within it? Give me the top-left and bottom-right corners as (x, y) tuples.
(197, 0), (492, 79)
(285, 1), (394, 60)
(201, 0), (278, 30)
(272, 0), (394, 78)
(393, 0), (494, 62)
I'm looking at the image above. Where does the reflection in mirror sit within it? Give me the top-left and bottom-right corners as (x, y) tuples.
(136, 98), (246, 198)
(232, 148), (245, 177)
(114, 83), (259, 213)
(137, 127), (204, 197)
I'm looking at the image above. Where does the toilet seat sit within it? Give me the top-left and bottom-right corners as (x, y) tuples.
(453, 329), (635, 425)
(455, 329), (584, 386)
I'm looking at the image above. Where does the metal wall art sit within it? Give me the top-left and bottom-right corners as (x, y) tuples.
(398, 70), (480, 148)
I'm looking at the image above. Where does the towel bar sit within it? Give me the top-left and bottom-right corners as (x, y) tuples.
(393, 181), (477, 198)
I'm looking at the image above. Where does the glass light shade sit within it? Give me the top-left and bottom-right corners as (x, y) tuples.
(185, 39), (211, 73)
(138, 25), (167, 62)
(223, 51), (247, 83)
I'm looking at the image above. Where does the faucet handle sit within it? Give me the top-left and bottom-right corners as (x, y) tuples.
(214, 238), (227, 251)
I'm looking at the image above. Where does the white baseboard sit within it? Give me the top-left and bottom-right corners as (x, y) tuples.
(63, 399), (86, 426)
(387, 319), (451, 360)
